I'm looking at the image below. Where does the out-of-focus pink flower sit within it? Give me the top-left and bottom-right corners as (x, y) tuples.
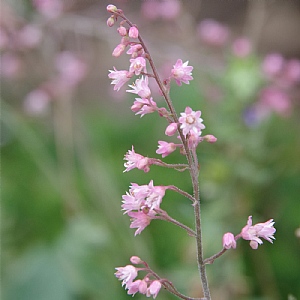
(141, 0), (181, 20)
(131, 97), (157, 117)
(197, 19), (229, 47)
(0, 53), (22, 79)
(203, 134), (217, 143)
(146, 280), (162, 299)
(283, 59), (300, 84)
(156, 141), (177, 158)
(259, 86), (291, 117)
(129, 57), (146, 75)
(23, 89), (50, 115)
(124, 146), (151, 172)
(179, 106), (205, 137)
(129, 26), (139, 39)
(17, 25), (42, 49)
(232, 37), (252, 58)
(222, 232), (236, 249)
(0, 28), (9, 50)
(109, 67), (133, 91)
(165, 123), (178, 136)
(171, 59), (193, 86)
(55, 52), (87, 87)
(240, 216), (276, 249)
(262, 53), (285, 78)
(115, 265), (138, 288)
(32, 0), (63, 19)
(127, 76), (151, 98)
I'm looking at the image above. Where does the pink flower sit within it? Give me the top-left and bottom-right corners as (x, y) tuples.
(240, 216), (276, 249)
(262, 53), (285, 78)
(131, 97), (157, 117)
(129, 57), (146, 75)
(146, 280), (162, 299)
(128, 210), (156, 235)
(222, 232), (236, 249)
(115, 265), (138, 288)
(117, 26), (127, 36)
(203, 134), (217, 143)
(108, 67), (133, 91)
(127, 280), (142, 296)
(33, 0), (63, 19)
(197, 19), (229, 47)
(179, 106), (205, 137)
(124, 146), (151, 172)
(165, 123), (178, 136)
(127, 76), (151, 98)
(156, 141), (177, 157)
(129, 26), (139, 39)
(127, 44), (145, 58)
(23, 89), (50, 115)
(283, 59), (300, 84)
(232, 37), (252, 58)
(171, 59), (193, 86)
(130, 256), (143, 264)
(122, 181), (167, 215)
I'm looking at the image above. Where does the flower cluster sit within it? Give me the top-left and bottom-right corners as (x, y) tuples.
(222, 216), (276, 250)
(122, 180), (169, 235)
(115, 257), (162, 298)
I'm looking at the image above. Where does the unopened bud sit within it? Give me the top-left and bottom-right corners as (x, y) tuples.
(106, 4), (118, 13)
(130, 256), (143, 264)
(112, 43), (126, 57)
(129, 26), (139, 39)
(165, 123), (178, 136)
(204, 134), (217, 143)
(106, 16), (115, 27)
(117, 26), (127, 36)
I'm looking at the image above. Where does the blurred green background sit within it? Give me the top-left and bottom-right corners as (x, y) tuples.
(1, 1), (300, 299)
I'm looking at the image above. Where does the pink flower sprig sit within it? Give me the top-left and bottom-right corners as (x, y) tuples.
(204, 216), (276, 264)
(115, 257), (203, 300)
(124, 146), (189, 173)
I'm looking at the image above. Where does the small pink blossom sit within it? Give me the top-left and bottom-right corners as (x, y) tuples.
(179, 106), (205, 137)
(32, 0), (63, 19)
(165, 123), (178, 136)
(127, 44), (145, 58)
(115, 265), (138, 288)
(124, 146), (151, 172)
(108, 67), (133, 91)
(127, 76), (151, 98)
(129, 26), (139, 39)
(240, 216), (276, 249)
(156, 141), (177, 158)
(127, 280), (142, 296)
(107, 16), (115, 27)
(171, 59), (193, 86)
(131, 97), (157, 117)
(129, 57), (146, 75)
(146, 280), (162, 299)
(128, 210), (156, 235)
(222, 232), (236, 249)
(130, 256), (143, 264)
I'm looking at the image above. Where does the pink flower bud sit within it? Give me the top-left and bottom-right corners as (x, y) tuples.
(130, 256), (143, 264)
(107, 16), (115, 27)
(106, 4), (117, 13)
(222, 232), (236, 249)
(165, 123), (178, 136)
(117, 26), (127, 36)
(129, 26), (139, 39)
(204, 134), (217, 143)
(112, 43), (126, 57)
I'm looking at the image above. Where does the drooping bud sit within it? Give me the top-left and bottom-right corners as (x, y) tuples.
(203, 134), (217, 143)
(112, 43), (126, 57)
(130, 256), (143, 264)
(107, 16), (115, 27)
(106, 4), (118, 13)
(222, 232), (236, 249)
(117, 26), (127, 36)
